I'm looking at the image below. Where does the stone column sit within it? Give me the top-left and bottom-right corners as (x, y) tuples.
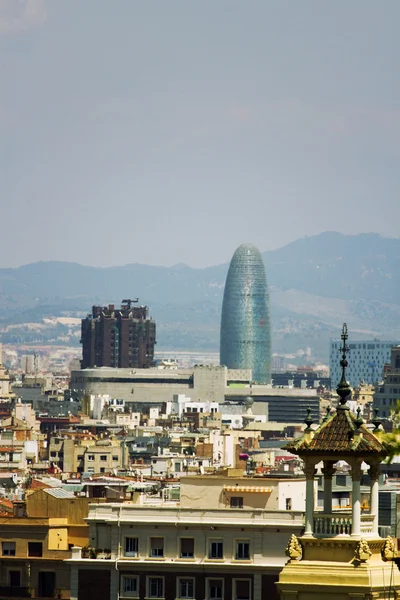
(304, 462), (316, 537)
(253, 572), (262, 600)
(69, 563), (79, 600)
(351, 461), (363, 538)
(322, 461), (335, 514)
(369, 461), (380, 537)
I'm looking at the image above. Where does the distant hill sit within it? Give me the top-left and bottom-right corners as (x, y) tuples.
(1, 232), (400, 360)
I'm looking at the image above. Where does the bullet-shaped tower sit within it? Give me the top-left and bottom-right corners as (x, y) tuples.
(220, 244), (271, 383)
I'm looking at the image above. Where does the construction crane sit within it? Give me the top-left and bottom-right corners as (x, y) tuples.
(121, 299), (139, 309)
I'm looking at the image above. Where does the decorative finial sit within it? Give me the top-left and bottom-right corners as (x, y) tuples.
(355, 406), (363, 429)
(323, 406), (331, 422)
(285, 534), (303, 560)
(336, 323), (351, 407)
(354, 539), (372, 563)
(371, 408), (382, 431)
(304, 407), (313, 429)
(381, 536), (396, 561)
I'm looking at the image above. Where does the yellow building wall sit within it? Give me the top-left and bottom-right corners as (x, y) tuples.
(27, 489), (92, 524)
(180, 476), (279, 510)
(48, 526), (69, 550)
(68, 525), (89, 547)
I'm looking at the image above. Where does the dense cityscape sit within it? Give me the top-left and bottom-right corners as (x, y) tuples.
(2, 1), (399, 599)
(0, 242), (399, 599)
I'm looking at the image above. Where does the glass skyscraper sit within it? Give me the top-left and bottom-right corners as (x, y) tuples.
(220, 244), (271, 383)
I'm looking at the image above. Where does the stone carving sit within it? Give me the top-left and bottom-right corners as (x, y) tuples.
(381, 536), (396, 561)
(354, 538), (372, 563)
(285, 534), (302, 560)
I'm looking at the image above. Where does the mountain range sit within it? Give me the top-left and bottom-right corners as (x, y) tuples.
(1, 231), (400, 361)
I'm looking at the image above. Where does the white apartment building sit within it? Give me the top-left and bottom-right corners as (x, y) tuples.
(68, 475), (305, 600)
(166, 394), (220, 418)
(330, 339), (398, 388)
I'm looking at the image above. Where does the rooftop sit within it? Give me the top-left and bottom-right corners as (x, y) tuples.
(86, 503), (304, 527)
(284, 408), (386, 456)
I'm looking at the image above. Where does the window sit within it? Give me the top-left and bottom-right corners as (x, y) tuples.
(209, 540), (223, 559)
(148, 577), (164, 598)
(28, 542), (42, 557)
(180, 538), (194, 558)
(150, 537), (164, 558)
(87, 455), (94, 461)
(100, 455), (107, 461)
(124, 537), (138, 557)
(122, 575), (138, 597)
(235, 541), (250, 560)
(9, 571), (21, 587)
(207, 579), (223, 600)
(178, 578), (194, 599)
(285, 498), (292, 510)
(77, 455), (84, 460)
(50, 451), (57, 458)
(230, 496), (243, 509)
(113, 455), (119, 461)
(2, 542), (16, 556)
(234, 579), (251, 600)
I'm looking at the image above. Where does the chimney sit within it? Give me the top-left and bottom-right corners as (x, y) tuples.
(13, 500), (27, 518)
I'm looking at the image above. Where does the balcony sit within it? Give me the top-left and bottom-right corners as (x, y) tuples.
(79, 547), (111, 560)
(313, 512), (375, 537)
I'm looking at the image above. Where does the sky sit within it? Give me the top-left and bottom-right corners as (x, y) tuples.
(1, 0), (400, 268)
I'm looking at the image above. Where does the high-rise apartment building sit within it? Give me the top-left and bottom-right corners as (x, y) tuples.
(80, 300), (156, 369)
(330, 338), (398, 388)
(21, 354), (36, 374)
(220, 244), (271, 383)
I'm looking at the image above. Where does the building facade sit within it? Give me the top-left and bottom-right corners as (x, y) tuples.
(373, 345), (400, 418)
(49, 435), (127, 475)
(220, 244), (271, 384)
(70, 366), (320, 423)
(70, 366), (252, 403)
(68, 476), (305, 600)
(81, 300), (156, 369)
(0, 489), (93, 599)
(330, 338), (398, 388)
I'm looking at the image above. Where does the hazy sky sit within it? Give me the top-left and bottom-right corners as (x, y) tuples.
(1, 0), (399, 268)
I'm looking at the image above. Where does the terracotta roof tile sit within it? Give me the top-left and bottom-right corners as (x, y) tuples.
(284, 407), (387, 457)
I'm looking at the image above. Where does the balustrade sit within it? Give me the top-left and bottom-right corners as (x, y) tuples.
(313, 512), (375, 537)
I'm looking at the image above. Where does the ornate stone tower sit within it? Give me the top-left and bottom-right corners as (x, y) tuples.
(277, 324), (400, 599)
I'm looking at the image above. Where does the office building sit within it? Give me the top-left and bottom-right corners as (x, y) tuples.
(330, 338), (398, 388)
(220, 244), (271, 383)
(70, 365), (320, 423)
(373, 345), (400, 418)
(80, 299), (156, 369)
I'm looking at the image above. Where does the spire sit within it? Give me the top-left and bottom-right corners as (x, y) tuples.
(304, 407), (314, 429)
(355, 406), (363, 429)
(371, 408), (382, 431)
(336, 323), (351, 407)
